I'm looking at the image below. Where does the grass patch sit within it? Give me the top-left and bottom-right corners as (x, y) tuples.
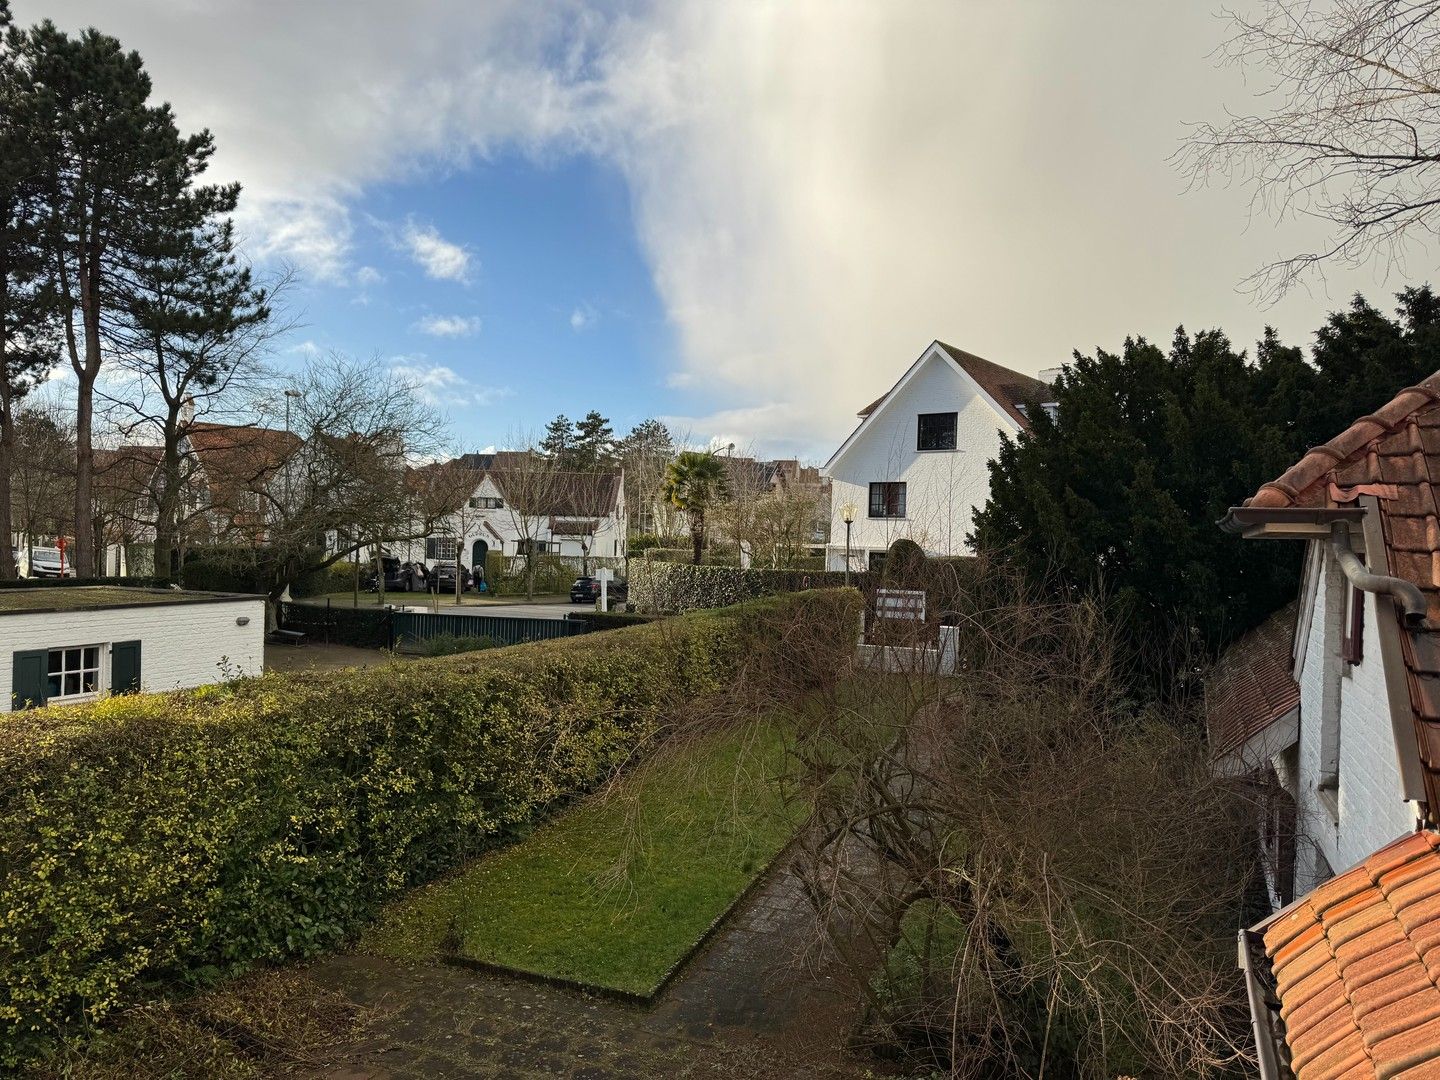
(363, 716), (803, 996)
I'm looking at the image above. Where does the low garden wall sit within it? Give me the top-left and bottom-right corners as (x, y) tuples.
(0, 589), (855, 1066)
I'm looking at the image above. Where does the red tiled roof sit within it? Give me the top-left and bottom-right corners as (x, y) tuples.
(1262, 830), (1440, 1079)
(1206, 602), (1300, 760)
(856, 342), (1050, 429)
(1241, 371), (1440, 815)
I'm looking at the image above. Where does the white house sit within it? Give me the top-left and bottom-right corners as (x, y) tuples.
(393, 454), (627, 575)
(1220, 371), (1440, 1073)
(3, 586), (264, 711)
(820, 341), (1051, 572)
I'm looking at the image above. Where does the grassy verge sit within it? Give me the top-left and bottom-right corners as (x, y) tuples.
(363, 716), (803, 996)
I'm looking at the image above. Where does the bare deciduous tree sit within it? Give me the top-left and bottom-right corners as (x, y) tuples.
(1184, 1), (1440, 297)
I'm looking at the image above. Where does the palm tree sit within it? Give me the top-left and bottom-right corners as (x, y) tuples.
(662, 450), (729, 565)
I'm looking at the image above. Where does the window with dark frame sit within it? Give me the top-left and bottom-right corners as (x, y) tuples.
(916, 411), (958, 451)
(868, 481), (906, 518)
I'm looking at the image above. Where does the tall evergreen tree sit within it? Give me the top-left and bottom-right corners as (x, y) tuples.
(0, 7), (59, 578)
(971, 291), (1440, 674)
(570, 410), (615, 470)
(12, 18), (226, 575)
(540, 413), (572, 460)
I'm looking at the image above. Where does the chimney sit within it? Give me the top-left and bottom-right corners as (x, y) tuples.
(179, 395), (195, 428)
(1038, 367), (1065, 386)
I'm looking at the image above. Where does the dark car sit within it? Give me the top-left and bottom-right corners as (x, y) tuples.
(429, 562), (474, 594)
(570, 576), (627, 604)
(363, 556), (407, 592)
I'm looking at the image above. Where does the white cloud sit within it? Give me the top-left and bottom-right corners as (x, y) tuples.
(398, 219), (473, 283)
(355, 265), (384, 288)
(569, 304), (595, 331)
(413, 313), (482, 338)
(390, 357), (509, 408)
(27, 0), (1408, 455)
(288, 339), (324, 357)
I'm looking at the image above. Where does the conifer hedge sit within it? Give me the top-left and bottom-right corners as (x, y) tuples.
(0, 590), (852, 1065)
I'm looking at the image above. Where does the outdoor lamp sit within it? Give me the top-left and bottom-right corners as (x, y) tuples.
(840, 503), (858, 586)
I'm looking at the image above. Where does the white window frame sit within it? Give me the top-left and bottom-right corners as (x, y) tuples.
(47, 644), (106, 703)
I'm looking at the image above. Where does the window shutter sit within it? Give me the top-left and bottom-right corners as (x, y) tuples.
(11, 649), (47, 711)
(424, 538), (437, 560)
(111, 640), (142, 695)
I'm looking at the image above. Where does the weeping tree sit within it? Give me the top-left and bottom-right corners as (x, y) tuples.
(662, 450), (729, 565)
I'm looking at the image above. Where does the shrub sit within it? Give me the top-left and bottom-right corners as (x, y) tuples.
(0, 589), (857, 1066)
(564, 610), (661, 631)
(291, 561), (360, 599)
(406, 633), (498, 657)
(631, 560), (868, 613)
(0, 575), (174, 590)
(276, 602), (392, 649)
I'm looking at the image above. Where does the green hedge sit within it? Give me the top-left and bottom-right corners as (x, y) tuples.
(564, 609), (662, 630)
(0, 590), (854, 1066)
(291, 561), (360, 599)
(632, 560), (870, 613)
(0, 575), (173, 589)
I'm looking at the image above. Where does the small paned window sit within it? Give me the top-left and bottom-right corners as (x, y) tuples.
(47, 645), (101, 701)
(868, 482), (907, 518)
(917, 412), (958, 451)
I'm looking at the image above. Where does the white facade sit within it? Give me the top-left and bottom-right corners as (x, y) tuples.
(821, 342), (1033, 571)
(1280, 542), (1419, 898)
(1, 595), (264, 712)
(393, 472), (627, 572)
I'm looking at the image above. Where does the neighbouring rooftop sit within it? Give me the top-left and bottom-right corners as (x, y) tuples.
(1261, 829), (1440, 1079)
(0, 586), (258, 616)
(1206, 601), (1300, 763)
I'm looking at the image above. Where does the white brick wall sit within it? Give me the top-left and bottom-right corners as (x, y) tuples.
(0, 597), (265, 711)
(1292, 545), (1417, 893)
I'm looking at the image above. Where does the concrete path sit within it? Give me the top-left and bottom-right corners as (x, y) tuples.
(299, 860), (879, 1079)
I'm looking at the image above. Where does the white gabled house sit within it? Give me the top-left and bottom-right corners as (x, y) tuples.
(393, 453), (627, 575)
(820, 340), (1051, 572)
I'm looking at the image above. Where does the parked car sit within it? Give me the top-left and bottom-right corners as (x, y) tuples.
(570, 576), (627, 604)
(363, 556), (407, 593)
(27, 547), (74, 578)
(429, 562), (473, 594)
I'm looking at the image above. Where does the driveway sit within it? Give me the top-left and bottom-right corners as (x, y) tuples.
(393, 598), (592, 622)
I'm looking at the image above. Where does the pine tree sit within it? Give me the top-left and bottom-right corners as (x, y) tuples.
(0, 10), (59, 578)
(540, 414), (572, 460)
(13, 18), (225, 575)
(571, 410), (615, 470)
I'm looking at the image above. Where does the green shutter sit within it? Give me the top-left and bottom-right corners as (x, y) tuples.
(111, 640), (142, 695)
(424, 538), (437, 560)
(11, 650), (47, 711)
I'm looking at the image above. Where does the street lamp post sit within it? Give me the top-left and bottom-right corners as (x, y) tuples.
(840, 503), (857, 587)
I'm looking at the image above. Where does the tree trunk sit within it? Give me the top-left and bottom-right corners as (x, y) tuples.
(0, 400), (16, 580)
(72, 368), (96, 576)
(691, 513), (704, 565)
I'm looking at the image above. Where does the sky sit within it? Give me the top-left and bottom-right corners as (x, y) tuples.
(15, 1), (1429, 460)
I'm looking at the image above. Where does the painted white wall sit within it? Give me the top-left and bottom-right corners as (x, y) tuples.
(393, 472), (628, 567)
(1291, 543), (1418, 894)
(0, 597), (264, 711)
(823, 348), (1017, 570)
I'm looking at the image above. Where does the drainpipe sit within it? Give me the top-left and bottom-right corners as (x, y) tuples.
(1328, 522), (1427, 626)
(1238, 929), (1285, 1080)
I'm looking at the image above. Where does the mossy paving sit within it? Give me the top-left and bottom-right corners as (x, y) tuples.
(300, 863), (881, 1079)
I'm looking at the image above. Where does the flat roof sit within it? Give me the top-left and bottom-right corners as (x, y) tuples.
(0, 586), (263, 617)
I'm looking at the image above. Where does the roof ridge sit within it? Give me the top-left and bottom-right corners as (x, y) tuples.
(1248, 373), (1440, 508)
(934, 340), (1048, 391)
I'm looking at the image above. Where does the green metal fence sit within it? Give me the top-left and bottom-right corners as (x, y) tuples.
(392, 610), (589, 648)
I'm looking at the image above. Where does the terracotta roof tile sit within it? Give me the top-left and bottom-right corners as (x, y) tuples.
(1206, 602), (1300, 760)
(1264, 831), (1440, 1079)
(1240, 370), (1440, 815)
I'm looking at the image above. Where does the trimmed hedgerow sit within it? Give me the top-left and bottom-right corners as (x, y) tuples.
(631, 560), (871, 614)
(0, 590), (851, 1066)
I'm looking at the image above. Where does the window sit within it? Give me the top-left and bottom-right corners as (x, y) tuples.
(468, 496), (504, 510)
(868, 481), (906, 518)
(47, 646), (101, 701)
(516, 538), (549, 555)
(425, 536), (457, 561)
(917, 412), (958, 451)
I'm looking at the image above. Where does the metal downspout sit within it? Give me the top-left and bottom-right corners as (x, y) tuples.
(1238, 930), (1285, 1080)
(1328, 523), (1427, 626)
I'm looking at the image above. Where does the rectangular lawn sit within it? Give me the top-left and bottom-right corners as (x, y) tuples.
(363, 717), (803, 996)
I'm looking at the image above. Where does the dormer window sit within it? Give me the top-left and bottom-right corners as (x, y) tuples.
(917, 412), (958, 451)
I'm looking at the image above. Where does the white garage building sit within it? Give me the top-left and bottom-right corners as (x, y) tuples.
(2, 587), (265, 712)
